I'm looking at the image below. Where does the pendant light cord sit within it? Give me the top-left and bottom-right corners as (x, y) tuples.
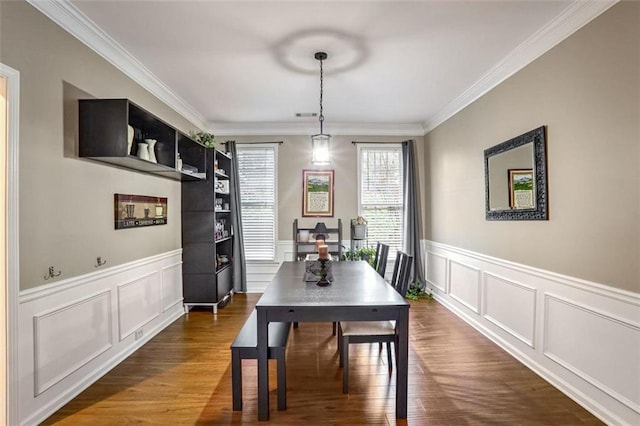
(319, 57), (324, 135)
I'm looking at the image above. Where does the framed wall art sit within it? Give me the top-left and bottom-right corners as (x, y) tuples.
(114, 194), (167, 229)
(508, 169), (534, 209)
(302, 169), (334, 217)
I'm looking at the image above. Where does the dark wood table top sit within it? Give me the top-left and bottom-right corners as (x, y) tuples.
(256, 261), (408, 308)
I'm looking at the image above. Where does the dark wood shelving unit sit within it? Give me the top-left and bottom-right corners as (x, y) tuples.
(182, 148), (235, 313)
(79, 99), (206, 181)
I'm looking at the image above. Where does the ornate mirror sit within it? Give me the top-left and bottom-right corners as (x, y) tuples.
(484, 126), (548, 220)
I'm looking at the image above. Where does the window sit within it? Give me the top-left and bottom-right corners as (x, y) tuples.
(358, 144), (404, 254)
(237, 144), (277, 261)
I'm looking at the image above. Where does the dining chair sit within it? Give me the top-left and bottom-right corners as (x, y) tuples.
(373, 242), (381, 269)
(338, 251), (413, 393)
(375, 243), (390, 277)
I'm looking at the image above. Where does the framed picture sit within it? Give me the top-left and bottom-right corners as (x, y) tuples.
(508, 169), (534, 209)
(302, 169), (334, 217)
(114, 194), (168, 229)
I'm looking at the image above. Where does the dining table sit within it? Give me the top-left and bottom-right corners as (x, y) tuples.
(255, 260), (410, 421)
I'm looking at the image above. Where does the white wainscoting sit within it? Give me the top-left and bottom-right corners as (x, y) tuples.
(17, 250), (184, 426)
(424, 240), (640, 426)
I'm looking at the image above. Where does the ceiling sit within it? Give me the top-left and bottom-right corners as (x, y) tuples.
(36, 1), (615, 135)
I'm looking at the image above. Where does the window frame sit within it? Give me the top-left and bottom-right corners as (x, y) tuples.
(236, 143), (279, 262)
(356, 143), (405, 257)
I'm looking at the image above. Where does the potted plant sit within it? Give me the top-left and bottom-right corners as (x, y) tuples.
(351, 216), (367, 240)
(357, 246), (377, 267)
(189, 131), (216, 148)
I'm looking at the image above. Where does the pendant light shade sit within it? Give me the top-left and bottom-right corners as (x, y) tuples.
(311, 51), (331, 165)
(311, 134), (330, 165)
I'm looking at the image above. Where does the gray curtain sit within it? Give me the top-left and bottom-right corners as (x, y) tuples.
(227, 141), (247, 292)
(402, 140), (426, 287)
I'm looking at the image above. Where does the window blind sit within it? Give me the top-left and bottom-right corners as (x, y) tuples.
(237, 145), (277, 261)
(359, 146), (404, 254)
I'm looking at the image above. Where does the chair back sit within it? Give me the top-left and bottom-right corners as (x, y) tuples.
(394, 251), (414, 297)
(373, 242), (381, 269)
(389, 254), (402, 291)
(375, 243), (390, 277)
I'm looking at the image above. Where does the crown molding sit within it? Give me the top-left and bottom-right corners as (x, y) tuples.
(26, 0), (208, 130)
(210, 121), (426, 137)
(28, 0), (617, 137)
(423, 0), (619, 134)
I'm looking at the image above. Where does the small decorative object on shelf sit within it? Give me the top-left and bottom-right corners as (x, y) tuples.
(189, 130), (216, 148)
(145, 138), (157, 163)
(137, 142), (149, 161)
(176, 153), (183, 170)
(351, 216), (367, 240)
(127, 125), (134, 155)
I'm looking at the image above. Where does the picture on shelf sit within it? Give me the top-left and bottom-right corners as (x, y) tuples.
(114, 194), (167, 229)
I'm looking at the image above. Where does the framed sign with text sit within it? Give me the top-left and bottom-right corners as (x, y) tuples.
(302, 169), (334, 217)
(114, 194), (167, 229)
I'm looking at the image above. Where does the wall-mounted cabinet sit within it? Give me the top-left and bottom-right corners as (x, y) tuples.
(79, 99), (206, 181)
(182, 148), (235, 313)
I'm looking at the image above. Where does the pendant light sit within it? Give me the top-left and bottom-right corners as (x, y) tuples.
(311, 51), (330, 165)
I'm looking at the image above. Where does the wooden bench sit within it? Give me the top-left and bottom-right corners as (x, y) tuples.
(231, 310), (291, 411)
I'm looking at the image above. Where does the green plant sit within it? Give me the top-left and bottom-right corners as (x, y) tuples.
(357, 247), (377, 267)
(405, 282), (433, 301)
(189, 131), (216, 148)
(340, 246), (377, 267)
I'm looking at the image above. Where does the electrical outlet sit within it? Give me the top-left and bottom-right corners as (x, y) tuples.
(135, 329), (143, 340)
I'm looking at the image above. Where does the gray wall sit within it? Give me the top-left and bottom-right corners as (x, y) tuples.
(423, 1), (639, 292)
(227, 135), (425, 241)
(0, 1), (200, 290)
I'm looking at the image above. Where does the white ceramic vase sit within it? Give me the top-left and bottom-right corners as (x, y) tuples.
(137, 142), (150, 161)
(127, 125), (134, 155)
(145, 139), (157, 163)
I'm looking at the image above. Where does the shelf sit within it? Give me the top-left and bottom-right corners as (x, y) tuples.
(215, 209), (231, 213)
(79, 99), (206, 181)
(216, 264), (232, 274)
(215, 236), (232, 244)
(215, 171), (229, 179)
(215, 190), (230, 195)
(296, 241), (339, 246)
(293, 219), (343, 261)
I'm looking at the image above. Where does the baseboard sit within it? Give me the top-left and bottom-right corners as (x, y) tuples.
(425, 240), (640, 425)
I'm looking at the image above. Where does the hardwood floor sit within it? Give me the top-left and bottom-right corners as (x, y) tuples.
(43, 294), (603, 425)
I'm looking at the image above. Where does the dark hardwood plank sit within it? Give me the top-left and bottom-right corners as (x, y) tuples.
(43, 294), (603, 425)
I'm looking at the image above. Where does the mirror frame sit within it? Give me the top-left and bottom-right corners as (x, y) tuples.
(484, 126), (548, 221)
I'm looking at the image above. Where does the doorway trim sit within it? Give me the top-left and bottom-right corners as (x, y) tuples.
(1, 62), (20, 426)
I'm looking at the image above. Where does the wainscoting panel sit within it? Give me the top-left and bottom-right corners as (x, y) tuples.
(484, 272), (536, 348)
(424, 240), (640, 426)
(33, 291), (112, 396)
(426, 251), (447, 292)
(161, 262), (183, 312)
(544, 294), (640, 414)
(18, 250), (184, 426)
(117, 272), (161, 341)
(448, 260), (481, 314)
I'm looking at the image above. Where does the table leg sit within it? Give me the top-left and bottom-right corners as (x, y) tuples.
(257, 308), (270, 421)
(396, 307), (409, 419)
